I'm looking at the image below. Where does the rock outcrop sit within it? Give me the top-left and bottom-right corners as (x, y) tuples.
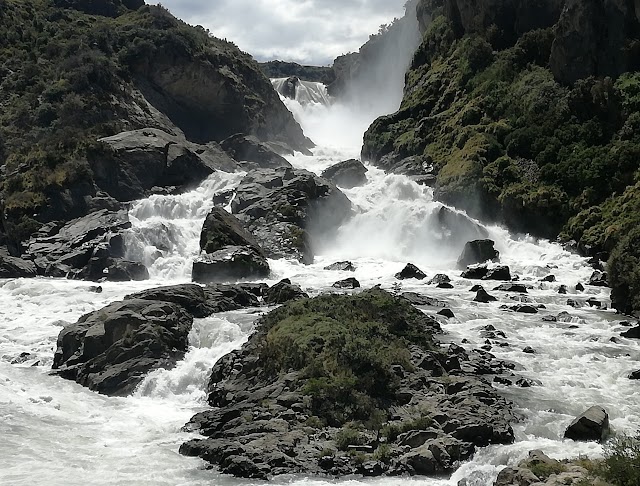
(564, 406), (611, 442)
(321, 159), (368, 189)
(395, 263), (428, 280)
(220, 134), (294, 169)
(457, 239), (500, 269)
(192, 246), (270, 283)
(230, 168), (352, 263)
(180, 288), (514, 479)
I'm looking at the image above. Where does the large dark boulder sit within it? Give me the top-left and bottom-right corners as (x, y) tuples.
(0, 255), (37, 278)
(395, 263), (427, 280)
(321, 159), (368, 189)
(231, 168), (352, 263)
(264, 279), (308, 305)
(564, 406), (611, 442)
(457, 240), (499, 269)
(52, 298), (192, 395)
(95, 129), (237, 201)
(621, 325), (640, 339)
(23, 209), (146, 281)
(199, 207), (264, 255)
(220, 134), (292, 170)
(192, 246), (270, 283)
(462, 265), (512, 281)
(126, 284), (213, 318)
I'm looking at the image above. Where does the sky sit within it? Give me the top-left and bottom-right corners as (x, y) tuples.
(155, 0), (408, 66)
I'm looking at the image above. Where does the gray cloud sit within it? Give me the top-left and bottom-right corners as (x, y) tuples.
(153, 0), (408, 65)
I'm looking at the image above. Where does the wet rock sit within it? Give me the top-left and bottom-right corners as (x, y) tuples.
(332, 277), (360, 289)
(567, 299), (581, 308)
(437, 282), (454, 289)
(522, 347), (535, 354)
(438, 309), (455, 319)
(494, 283), (528, 293)
(0, 255), (37, 278)
(428, 274), (451, 285)
(52, 299), (192, 395)
(199, 207), (264, 256)
(457, 239), (499, 269)
(512, 305), (538, 314)
(540, 275), (556, 282)
(126, 284), (214, 318)
(192, 246), (270, 283)
(621, 325), (640, 339)
(469, 284), (484, 292)
(564, 406), (611, 442)
(88, 285), (103, 293)
(575, 283), (585, 292)
(558, 285), (568, 294)
(220, 134), (292, 170)
(321, 159), (368, 189)
(75, 257), (149, 282)
(231, 167), (352, 263)
(629, 370), (640, 380)
(324, 261), (356, 272)
(462, 265), (512, 281)
(264, 279), (308, 305)
(586, 297), (603, 309)
(395, 263), (427, 280)
(401, 292), (447, 307)
(474, 289), (498, 303)
(589, 270), (608, 287)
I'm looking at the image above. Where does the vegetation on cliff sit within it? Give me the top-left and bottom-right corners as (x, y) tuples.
(0, 0), (307, 250)
(362, 0), (640, 312)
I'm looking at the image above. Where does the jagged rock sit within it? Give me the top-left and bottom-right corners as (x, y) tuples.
(462, 265), (512, 281)
(558, 285), (568, 294)
(428, 274), (451, 285)
(540, 275), (556, 282)
(199, 207), (264, 255)
(264, 279), (308, 305)
(469, 284), (484, 292)
(457, 240), (499, 269)
(52, 298), (192, 395)
(395, 263), (427, 280)
(203, 284), (262, 312)
(564, 406), (611, 442)
(231, 167), (352, 263)
(512, 305), (538, 314)
(522, 346), (535, 354)
(0, 255), (37, 278)
(125, 284), (214, 318)
(474, 289), (498, 303)
(220, 134), (292, 169)
(630, 370), (640, 380)
(324, 261), (356, 272)
(576, 283), (585, 292)
(586, 297), (603, 308)
(438, 282), (454, 289)
(438, 308), (455, 319)
(192, 246), (270, 283)
(621, 325), (640, 338)
(589, 270), (609, 287)
(332, 277), (360, 289)
(74, 257), (149, 282)
(494, 284), (528, 293)
(96, 129), (238, 201)
(321, 159), (368, 189)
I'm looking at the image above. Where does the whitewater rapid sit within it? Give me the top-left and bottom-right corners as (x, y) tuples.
(1, 86), (638, 486)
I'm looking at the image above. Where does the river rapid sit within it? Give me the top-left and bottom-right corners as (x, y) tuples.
(1, 85), (638, 486)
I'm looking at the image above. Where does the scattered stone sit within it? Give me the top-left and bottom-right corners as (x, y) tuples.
(589, 270), (608, 287)
(474, 289), (498, 303)
(516, 378), (535, 388)
(522, 347), (535, 354)
(540, 275), (556, 282)
(567, 299), (581, 308)
(192, 246), (270, 283)
(332, 277), (360, 289)
(493, 376), (513, 386)
(493, 284), (528, 293)
(395, 263), (427, 280)
(88, 285), (103, 293)
(321, 159), (368, 189)
(575, 283), (585, 292)
(438, 309), (455, 319)
(564, 406), (611, 442)
(457, 239), (499, 269)
(512, 305), (538, 314)
(558, 285), (568, 294)
(264, 279), (308, 305)
(462, 265), (512, 281)
(324, 261), (356, 272)
(586, 297), (603, 309)
(428, 274), (451, 285)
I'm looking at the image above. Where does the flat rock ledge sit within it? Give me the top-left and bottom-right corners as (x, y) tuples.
(180, 288), (515, 479)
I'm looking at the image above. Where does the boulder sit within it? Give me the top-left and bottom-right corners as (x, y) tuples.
(589, 270), (609, 287)
(438, 309), (455, 319)
(321, 159), (368, 189)
(457, 240), (499, 269)
(401, 292), (447, 307)
(511, 305), (538, 314)
(231, 168), (352, 263)
(332, 277), (361, 289)
(324, 261), (356, 272)
(576, 283), (585, 292)
(428, 274), (451, 285)
(52, 299), (193, 395)
(564, 406), (611, 442)
(75, 257), (149, 282)
(204, 284), (262, 312)
(493, 284), (528, 293)
(0, 255), (37, 278)
(192, 246), (270, 283)
(199, 207), (264, 255)
(434, 207), (489, 246)
(621, 325), (640, 339)
(395, 263), (427, 280)
(462, 265), (512, 281)
(125, 284), (213, 318)
(96, 129), (238, 201)
(540, 275), (556, 282)
(629, 370), (640, 380)
(264, 279), (308, 305)
(220, 134), (292, 170)
(474, 289), (498, 303)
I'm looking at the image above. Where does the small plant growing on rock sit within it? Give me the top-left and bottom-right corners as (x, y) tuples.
(335, 424), (366, 451)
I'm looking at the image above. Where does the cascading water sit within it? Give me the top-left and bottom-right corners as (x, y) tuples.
(272, 77), (332, 106)
(1, 64), (638, 486)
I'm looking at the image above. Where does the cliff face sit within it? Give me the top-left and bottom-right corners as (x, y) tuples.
(0, 1), (310, 250)
(362, 0), (640, 312)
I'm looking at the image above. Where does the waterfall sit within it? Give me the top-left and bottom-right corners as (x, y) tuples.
(271, 77), (332, 106)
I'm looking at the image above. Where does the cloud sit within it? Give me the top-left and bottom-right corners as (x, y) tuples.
(153, 0), (408, 65)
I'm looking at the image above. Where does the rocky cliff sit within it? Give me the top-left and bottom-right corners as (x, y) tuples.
(361, 0), (640, 313)
(0, 0), (311, 252)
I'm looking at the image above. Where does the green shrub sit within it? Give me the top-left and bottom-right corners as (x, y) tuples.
(600, 434), (640, 486)
(529, 461), (566, 480)
(335, 425), (367, 451)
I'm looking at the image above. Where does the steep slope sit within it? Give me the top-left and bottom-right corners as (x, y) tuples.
(362, 0), (640, 313)
(0, 0), (311, 251)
